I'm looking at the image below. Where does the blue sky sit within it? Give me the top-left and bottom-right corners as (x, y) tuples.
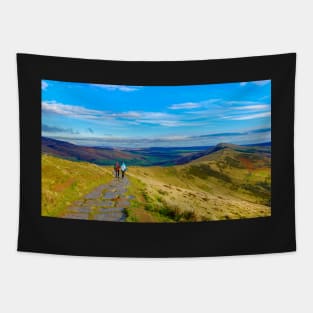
(41, 79), (271, 148)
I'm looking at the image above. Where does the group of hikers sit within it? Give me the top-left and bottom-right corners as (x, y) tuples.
(114, 161), (127, 179)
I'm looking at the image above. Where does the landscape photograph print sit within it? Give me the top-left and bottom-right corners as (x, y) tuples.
(41, 79), (271, 222)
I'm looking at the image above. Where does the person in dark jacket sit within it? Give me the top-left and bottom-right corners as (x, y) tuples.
(114, 161), (121, 178)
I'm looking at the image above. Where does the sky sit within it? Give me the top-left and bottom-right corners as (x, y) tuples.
(41, 79), (271, 148)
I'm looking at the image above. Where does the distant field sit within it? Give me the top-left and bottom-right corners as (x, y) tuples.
(128, 146), (213, 166)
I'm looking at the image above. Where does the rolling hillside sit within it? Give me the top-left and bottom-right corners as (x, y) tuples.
(173, 142), (271, 165)
(41, 141), (271, 222)
(124, 144), (271, 222)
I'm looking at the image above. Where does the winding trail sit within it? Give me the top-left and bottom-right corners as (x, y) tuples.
(64, 177), (134, 221)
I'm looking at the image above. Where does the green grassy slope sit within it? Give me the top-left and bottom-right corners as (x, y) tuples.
(125, 147), (271, 222)
(41, 154), (112, 217)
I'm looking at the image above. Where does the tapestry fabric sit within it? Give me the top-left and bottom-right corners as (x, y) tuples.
(17, 53), (296, 257)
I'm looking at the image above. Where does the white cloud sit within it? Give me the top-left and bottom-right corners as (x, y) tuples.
(90, 84), (141, 92)
(41, 81), (48, 90)
(111, 111), (141, 118)
(162, 135), (188, 140)
(42, 101), (143, 120)
(141, 112), (170, 119)
(42, 101), (104, 119)
(42, 124), (79, 134)
(225, 112), (271, 120)
(42, 101), (185, 127)
(239, 80), (270, 87)
(227, 100), (267, 105)
(168, 99), (221, 111)
(136, 119), (181, 127)
(234, 104), (269, 110)
(42, 98), (270, 130)
(252, 80), (270, 86)
(156, 120), (181, 127)
(168, 102), (201, 110)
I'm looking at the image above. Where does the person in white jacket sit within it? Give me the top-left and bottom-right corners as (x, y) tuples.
(121, 162), (127, 179)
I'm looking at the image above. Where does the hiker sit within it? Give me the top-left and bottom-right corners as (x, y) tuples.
(114, 161), (121, 178)
(121, 161), (127, 179)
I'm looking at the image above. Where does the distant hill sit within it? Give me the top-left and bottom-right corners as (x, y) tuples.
(173, 142), (271, 165)
(41, 137), (212, 166)
(127, 141), (271, 221)
(42, 137), (144, 165)
(42, 136), (271, 167)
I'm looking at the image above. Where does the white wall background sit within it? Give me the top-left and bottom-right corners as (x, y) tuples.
(0, 1), (311, 312)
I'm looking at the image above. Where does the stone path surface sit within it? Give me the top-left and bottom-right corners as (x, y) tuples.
(64, 177), (133, 222)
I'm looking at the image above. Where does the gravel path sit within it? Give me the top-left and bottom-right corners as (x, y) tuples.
(63, 177), (134, 221)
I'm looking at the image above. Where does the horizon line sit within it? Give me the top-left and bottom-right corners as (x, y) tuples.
(42, 135), (271, 149)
